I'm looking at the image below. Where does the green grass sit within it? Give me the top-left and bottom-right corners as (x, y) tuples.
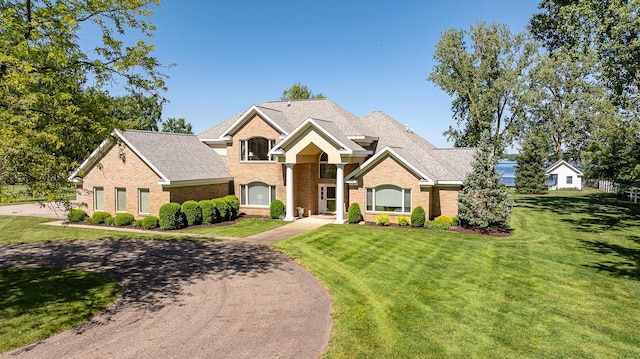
(273, 189), (640, 358)
(0, 184), (75, 205)
(0, 216), (190, 245)
(0, 268), (120, 353)
(177, 218), (289, 238)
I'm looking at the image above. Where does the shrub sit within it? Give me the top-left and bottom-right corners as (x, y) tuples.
(199, 200), (219, 224)
(224, 195), (240, 220)
(452, 216), (460, 226)
(133, 220), (143, 228)
(142, 216), (159, 230)
(213, 199), (229, 223)
(411, 206), (426, 227)
(67, 209), (88, 223)
(376, 214), (390, 226)
(114, 213), (134, 226)
(182, 200), (203, 226)
(104, 216), (115, 226)
(270, 200), (286, 219)
(397, 215), (410, 226)
(347, 203), (362, 224)
(91, 211), (112, 224)
(159, 202), (186, 230)
(425, 220), (451, 230)
(434, 215), (453, 225)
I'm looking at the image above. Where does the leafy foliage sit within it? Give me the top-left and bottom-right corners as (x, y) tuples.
(91, 211), (112, 225)
(213, 199), (229, 222)
(67, 209), (87, 223)
(375, 214), (390, 226)
(515, 129), (550, 194)
(141, 215), (159, 230)
(132, 220), (143, 228)
(458, 131), (513, 229)
(434, 215), (453, 225)
(114, 213), (134, 226)
(223, 195), (240, 220)
(410, 206), (426, 228)
(397, 215), (410, 226)
(181, 200), (202, 226)
(159, 203), (186, 230)
(270, 200), (285, 219)
(199, 200), (218, 224)
(347, 203), (363, 224)
(424, 220), (451, 230)
(0, 0), (168, 205)
(280, 82), (326, 100)
(162, 118), (193, 134)
(428, 22), (536, 147)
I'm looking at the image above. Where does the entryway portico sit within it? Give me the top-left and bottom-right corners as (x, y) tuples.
(269, 118), (370, 224)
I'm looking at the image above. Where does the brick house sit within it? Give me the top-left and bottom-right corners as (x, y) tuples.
(70, 99), (475, 223)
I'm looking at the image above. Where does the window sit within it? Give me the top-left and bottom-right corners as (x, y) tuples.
(319, 152), (337, 179)
(240, 182), (276, 207)
(94, 187), (104, 211)
(365, 185), (411, 213)
(115, 188), (126, 212)
(138, 188), (150, 214)
(566, 176), (573, 184)
(240, 137), (276, 161)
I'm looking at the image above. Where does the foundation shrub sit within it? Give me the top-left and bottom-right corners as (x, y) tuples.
(104, 216), (115, 226)
(133, 220), (143, 228)
(199, 200), (218, 224)
(347, 203), (363, 224)
(435, 215), (453, 225)
(182, 200), (203, 226)
(424, 220), (451, 230)
(270, 200), (285, 219)
(376, 214), (390, 226)
(159, 202), (186, 230)
(223, 195), (240, 220)
(91, 211), (112, 224)
(142, 216), (159, 230)
(213, 199), (229, 222)
(114, 213), (134, 226)
(67, 209), (87, 223)
(397, 215), (410, 226)
(411, 206), (426, 227)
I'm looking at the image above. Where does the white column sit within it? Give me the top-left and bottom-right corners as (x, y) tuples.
(285, 164), (295, 221)
(335, 164), (345, 224)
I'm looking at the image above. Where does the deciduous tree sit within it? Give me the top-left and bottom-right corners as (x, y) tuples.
(162, 118), (193, 134)
(280, 82), (325, 100)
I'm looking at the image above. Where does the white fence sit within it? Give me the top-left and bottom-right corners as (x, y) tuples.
(595, 180), (620, 193)
(592, 180), (639, 203)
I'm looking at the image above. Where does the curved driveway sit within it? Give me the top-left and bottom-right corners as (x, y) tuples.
(0, 239), (332, 358)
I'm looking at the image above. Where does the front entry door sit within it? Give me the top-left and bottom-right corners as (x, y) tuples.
(318, 184), (337, 214)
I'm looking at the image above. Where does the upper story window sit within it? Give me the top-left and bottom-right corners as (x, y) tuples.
(240, 137), (275, 162)
(319, 152), (337, 179)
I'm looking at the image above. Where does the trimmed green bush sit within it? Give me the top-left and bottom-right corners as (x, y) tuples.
(435, 215), (453, 225)
(224, 195), (240, 220)
(114, 213), (134, 226)
(182, 200), (203, 226)
(142, 216), (159, 230)
(270, 200), (286, 219)
(424, 220), (451, 230)
(142, 216), (160, 229)
(91, 211), (112, 224)
(199, 200), (218, 224)
(104, 217), (115, 226)
(411, 206), (426, 228)
(67, 209), (88, 223)
(452, 216), (459, 226)
(376, 214), (390, 226)
(397, 215), (410, 226)
(133, 220), (143, 228)
(347, 203), (363, 224)
(159, 202), (186, 230)
(213, 199), (229, 223)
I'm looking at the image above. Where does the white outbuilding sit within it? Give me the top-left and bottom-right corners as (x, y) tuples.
(545, 160), (583, 190)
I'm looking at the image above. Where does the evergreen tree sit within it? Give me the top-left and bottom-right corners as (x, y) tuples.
(458, 131), (513, 229)
(515, 129), (550, 194)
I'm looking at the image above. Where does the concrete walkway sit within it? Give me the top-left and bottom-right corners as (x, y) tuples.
(243, 216), (334, 245)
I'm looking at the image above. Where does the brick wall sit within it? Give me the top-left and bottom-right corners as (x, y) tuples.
(169, 183), (230, 204)
(431, 187), (460, 218)
(78, 142), (169, 218)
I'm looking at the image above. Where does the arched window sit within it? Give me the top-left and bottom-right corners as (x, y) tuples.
(319, 152), (337, 179)
(366, 185), (411, 213)
(240, 182), (276, 207)
(240, 137), (275, 161)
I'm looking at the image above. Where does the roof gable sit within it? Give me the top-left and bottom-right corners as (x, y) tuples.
(345, 146), (435, 186)
(545, 160), (584, 176)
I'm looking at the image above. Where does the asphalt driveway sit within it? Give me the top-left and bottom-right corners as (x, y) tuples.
(0, 240), (332, 358)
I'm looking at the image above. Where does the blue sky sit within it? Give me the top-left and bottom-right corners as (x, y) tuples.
(131, 1), (541, 147)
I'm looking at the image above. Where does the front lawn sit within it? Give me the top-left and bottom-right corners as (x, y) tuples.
(0, 268), (120, 353)
(273, 190), (640, 358)
(177, 218), (289, 238)
(0, 184), (75, 206)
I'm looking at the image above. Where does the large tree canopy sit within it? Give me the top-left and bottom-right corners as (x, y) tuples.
(280, 82), (325, 101)
(0, 0), (167, 202)
(429, 22), (536, 148)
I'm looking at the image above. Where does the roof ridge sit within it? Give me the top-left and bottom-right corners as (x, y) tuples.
(122, 129), (196, 137)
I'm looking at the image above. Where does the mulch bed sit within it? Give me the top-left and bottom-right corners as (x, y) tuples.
(358, 221), (512, 237)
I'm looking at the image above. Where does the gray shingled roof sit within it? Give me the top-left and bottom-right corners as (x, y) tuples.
(198, 98), (475, 182)
(121, 130), (232, 183)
